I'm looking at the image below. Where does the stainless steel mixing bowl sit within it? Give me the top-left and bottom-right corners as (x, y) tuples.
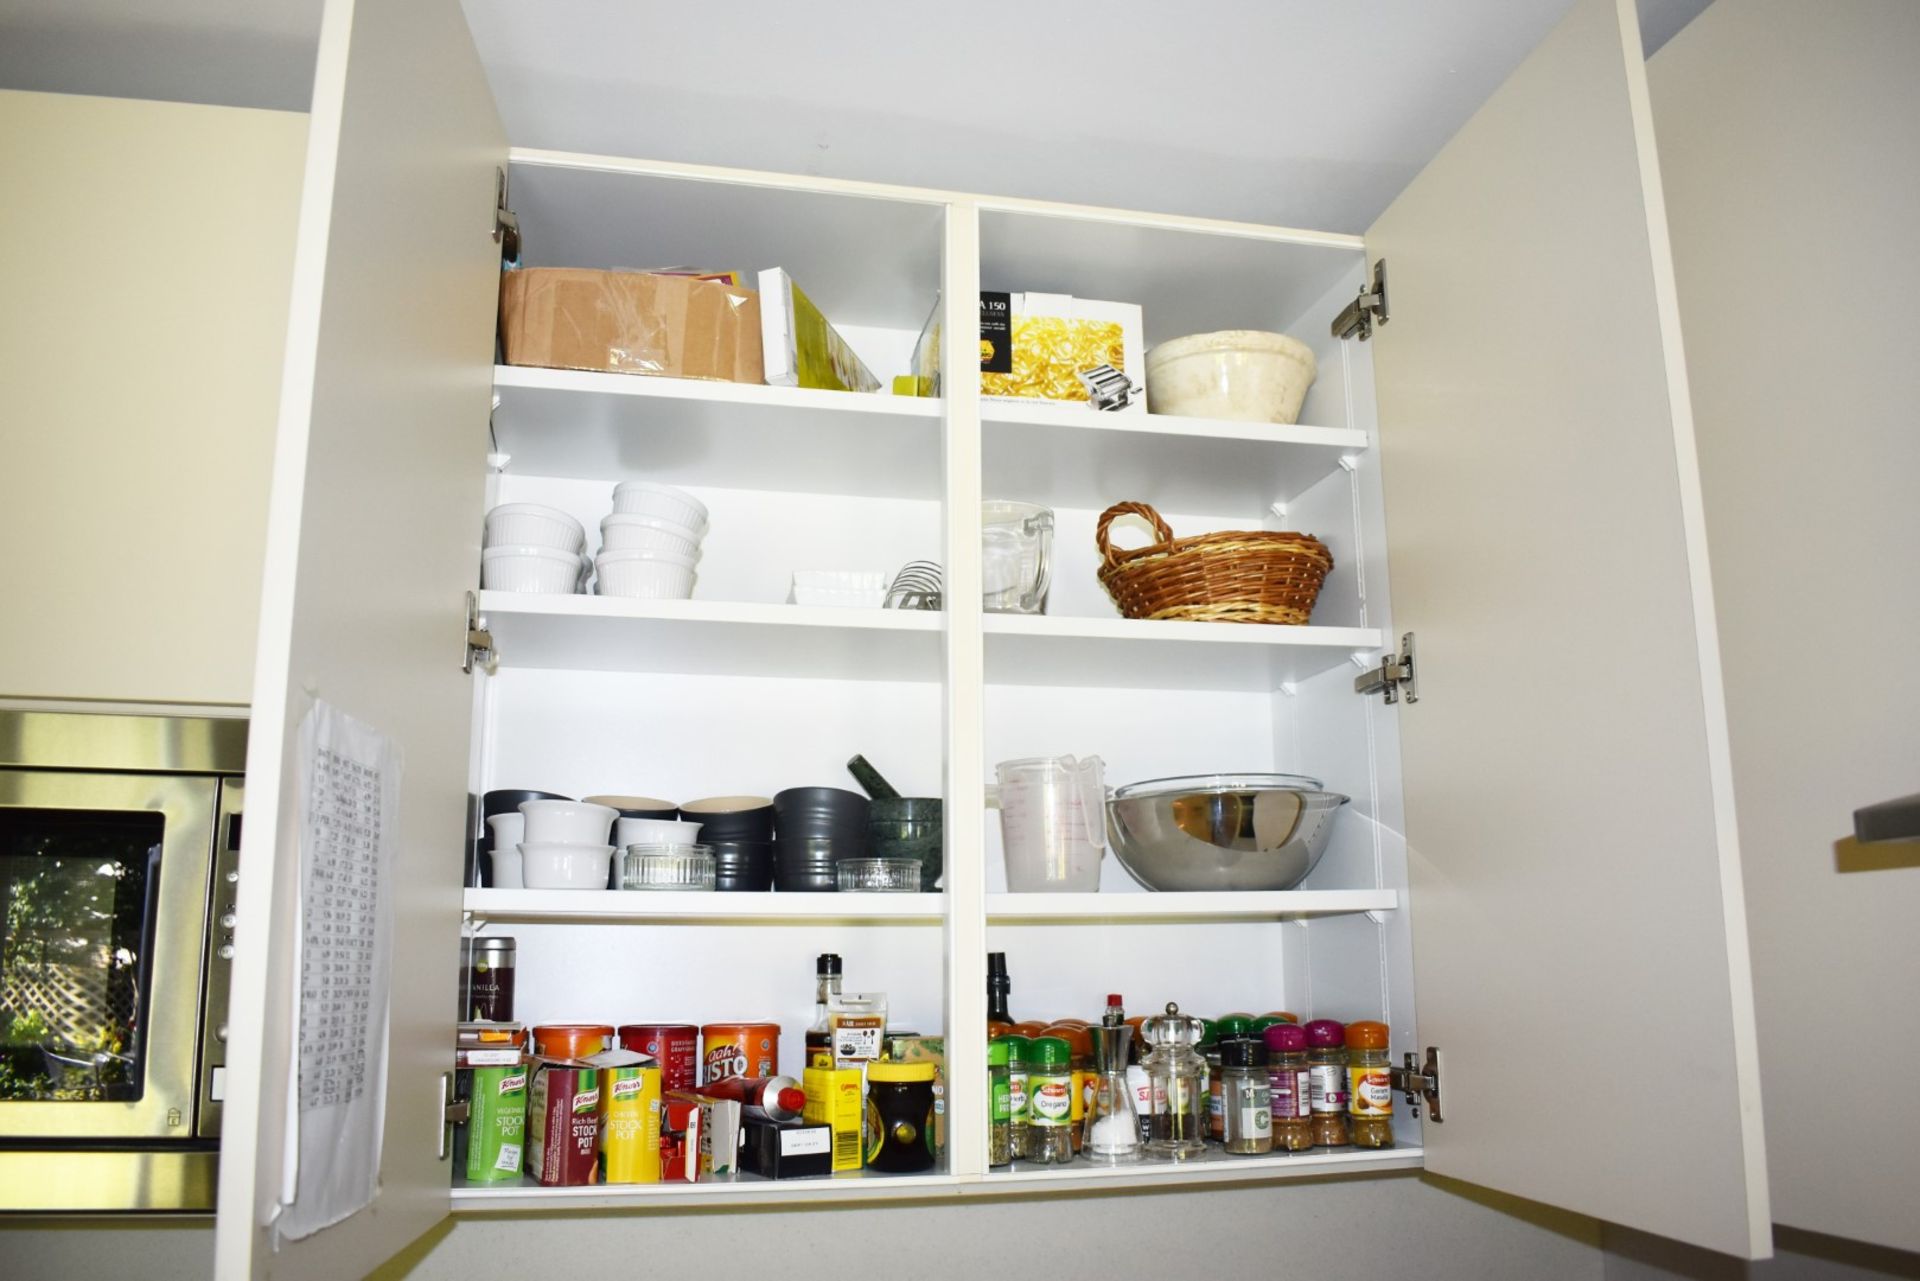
(1106, 773), (1350, 891)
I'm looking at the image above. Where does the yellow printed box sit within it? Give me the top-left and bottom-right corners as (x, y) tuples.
(802, 1065), (865, 1172)
(980, 292), (1146, 414)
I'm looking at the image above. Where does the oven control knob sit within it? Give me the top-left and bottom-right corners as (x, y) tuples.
(218, 943), (235, 960)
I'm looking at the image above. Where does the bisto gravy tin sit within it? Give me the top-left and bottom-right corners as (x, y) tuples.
(701, 1022), (780, 1084)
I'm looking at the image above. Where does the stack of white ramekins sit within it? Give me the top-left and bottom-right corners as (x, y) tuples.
(482, 503), (590, 593)
(595, 481), (709, 600)
(512, 799), (618, 890)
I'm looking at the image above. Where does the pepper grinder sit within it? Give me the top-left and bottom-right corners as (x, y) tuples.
(1083, 1022), (1142, 1164)
(1140, 1001), (1208, 1160)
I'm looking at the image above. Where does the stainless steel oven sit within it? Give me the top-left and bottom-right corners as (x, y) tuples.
(0, 711), (244, 1212)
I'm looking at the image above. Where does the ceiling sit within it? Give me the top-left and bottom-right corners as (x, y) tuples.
(0, 0), (1711, 234)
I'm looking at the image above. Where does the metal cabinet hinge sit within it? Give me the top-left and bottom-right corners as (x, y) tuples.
(1354, 631), (1417, 704)
(493, 167), (520, 262)
(463, 590), (496, 675)
(1331, 258), (1389, 341)
(1391, 1046), (1442, 1122)
(439, 1071), (466, 1161)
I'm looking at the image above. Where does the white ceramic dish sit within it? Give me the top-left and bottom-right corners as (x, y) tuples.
(595, 550), (696, 600)
(485, 812), (524, 854)
(615, 817), (704, 847)
(482, 544), (581, 594)
(611, 480), (709, 533)
(517, 798), (617, 845)
(519, 842), (614, 890)
(601, 513), (704, 557)
(488, 843), (524, 889)
(484, 502), (586, 554)
(789, 570), (888, 609)
(1144, 330), (1319, 425)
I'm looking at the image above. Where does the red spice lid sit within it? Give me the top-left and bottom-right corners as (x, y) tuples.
(1304, 1018), (1346, 1048)
(532, 1024), (614, 1058)
(1345, 1020), (1389, 1050)
(1263, 1023), (1308, 1053)
(774, 1086), (806, 1113)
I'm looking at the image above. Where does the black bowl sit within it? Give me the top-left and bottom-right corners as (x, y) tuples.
(774, 864), (839, 893)
(474, 788), (571, 887)
(776, 833), (865, 866)
(773, 787), (870, 835)
(680, 796), (776, 842)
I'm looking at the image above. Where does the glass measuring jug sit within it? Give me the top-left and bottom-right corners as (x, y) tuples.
(982, 500), (1054, 614)
(992, 755), (1106, 892)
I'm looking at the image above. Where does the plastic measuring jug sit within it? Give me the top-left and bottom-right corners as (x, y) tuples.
(992, 755), (1106, 891)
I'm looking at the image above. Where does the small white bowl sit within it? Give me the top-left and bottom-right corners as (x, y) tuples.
(489, 844), (525, 889)
(595, 550), (696, 600)
(519, 842), (614, 890)
(616, 817), (704, 847)
(601, 513), (704, 557)
(518, 799), (617, 845)
(485, 812), (524, 852)
(611, 481), (708, 533)
(485, 502), (586, 554)
(483, 544), (581, 594)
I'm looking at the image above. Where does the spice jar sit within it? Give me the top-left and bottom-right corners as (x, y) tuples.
(988, 1038), (1013, 1166)
(1346, 1020), (1394, 1149)
(1305, 1018), (1350, 1147)
(998, 1034), (1031, 1160)
(1044, 1023), (1095, 1153)
(1140, 1003), (1208, 1160)
(1263, 1022), (1313, 1152)
(459, 935), (515, 1022)
(1220, 1038), (1273, 1154)
(1026, 1036), (1077, 1164)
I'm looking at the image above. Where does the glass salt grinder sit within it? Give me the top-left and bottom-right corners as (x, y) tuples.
(1140, 1002), (1207, 1160)
(1083, 1022), (1142, 1163)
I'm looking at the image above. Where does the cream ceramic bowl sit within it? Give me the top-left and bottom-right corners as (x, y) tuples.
(1144, 330), (1319, 424)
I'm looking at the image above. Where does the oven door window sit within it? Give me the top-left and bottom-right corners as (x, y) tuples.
(0, 809), (163, 1103)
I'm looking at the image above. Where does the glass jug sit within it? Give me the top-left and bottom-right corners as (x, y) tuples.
(982, 500), (1054, 614)
(1140, 1002), (1208, 1159)
(991, 755), (1106, 892)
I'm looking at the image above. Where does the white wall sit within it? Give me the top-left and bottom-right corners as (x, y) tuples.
(1646, 0), (1920, 1261)
(0, 89), (304, 705)
(0, 1173), (1603, 1281)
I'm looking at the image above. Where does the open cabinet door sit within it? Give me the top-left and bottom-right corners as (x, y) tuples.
(212, 0), (504, 1277)
(1366, 0), (1768, 1259)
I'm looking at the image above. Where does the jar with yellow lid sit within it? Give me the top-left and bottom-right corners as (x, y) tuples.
(865, 1060), (938, 1172)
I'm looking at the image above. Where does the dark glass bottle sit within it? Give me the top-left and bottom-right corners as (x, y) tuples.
(987, 951), (1014, 1036)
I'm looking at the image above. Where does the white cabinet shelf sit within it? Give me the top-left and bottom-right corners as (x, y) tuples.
(447, 1146), (1424, 1212)
(478, 592), (942, 681)
(984, 613), (1381, 690)
(986, 890), (1396, 920)
(982, 402), (1367, 515)
(490, 365), (942, 499)
(463, 888), (943, 920)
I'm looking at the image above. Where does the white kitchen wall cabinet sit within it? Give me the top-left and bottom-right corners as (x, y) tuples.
(0, 91), (304, 707)
(214, 0), (1769, 1277)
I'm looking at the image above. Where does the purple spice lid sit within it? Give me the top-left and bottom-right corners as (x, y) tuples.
(1304, 1018), (1347, 1048)
(1263, 1023), (1308, 1053)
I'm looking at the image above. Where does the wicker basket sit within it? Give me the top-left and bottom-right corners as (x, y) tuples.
(1096, 501), (1333, 625)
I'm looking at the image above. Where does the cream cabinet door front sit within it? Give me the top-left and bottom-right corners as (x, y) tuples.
(1366, 0), (1769, 1259)
(212, 0), (505, 1277)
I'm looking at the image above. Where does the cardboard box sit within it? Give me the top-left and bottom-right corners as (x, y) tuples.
(527, 1058), (602, 1186)
(980, 291), (1146, 413)
(740, 1118), (834, 1179)
(803, 1065), (865, 1172)
(663, 1091), (741, 1181)
(759, 267), (881, 392)
(499, 268), (764, 384)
